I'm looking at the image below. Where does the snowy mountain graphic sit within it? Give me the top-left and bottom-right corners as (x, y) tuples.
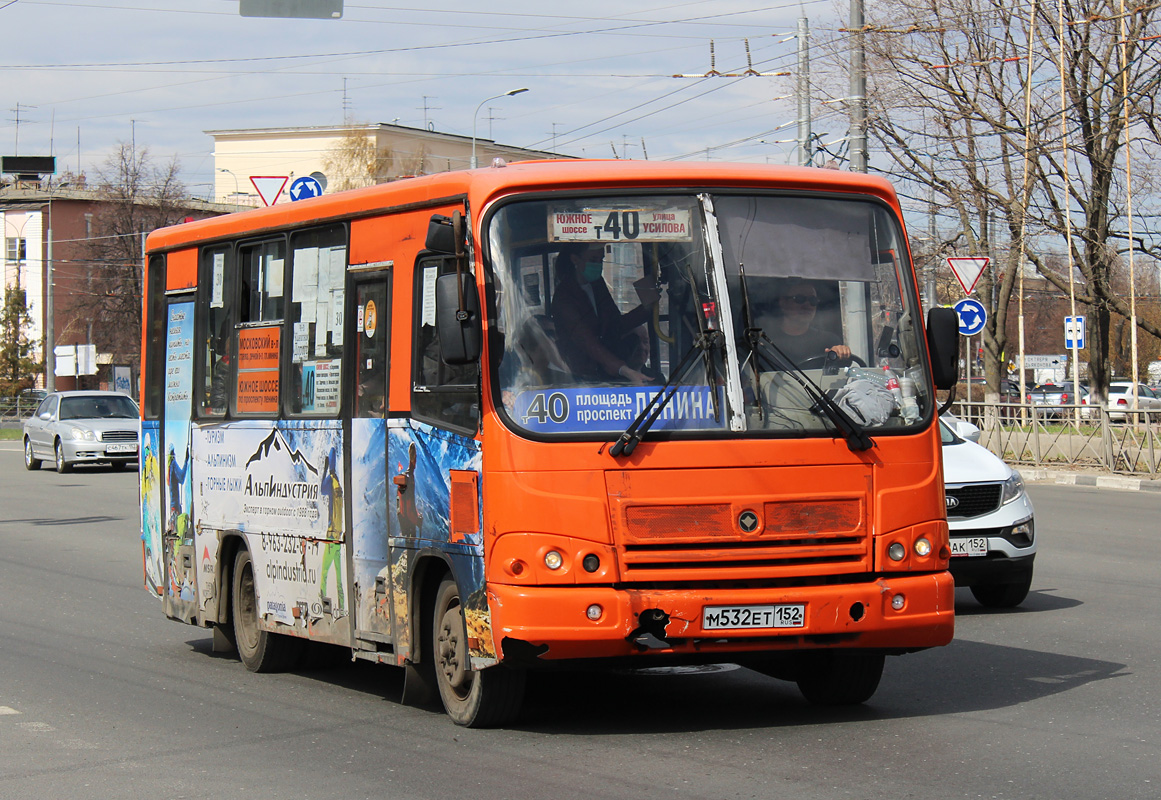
(245, 428), (320, 477)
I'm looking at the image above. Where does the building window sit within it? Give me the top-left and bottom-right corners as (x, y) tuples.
(5, 237), (27, 262)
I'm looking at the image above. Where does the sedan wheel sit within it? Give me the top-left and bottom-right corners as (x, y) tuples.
(55, 440), (72, 474)
(24, 439), (41, 471)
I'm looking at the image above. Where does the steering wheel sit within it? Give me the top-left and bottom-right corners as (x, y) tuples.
(796, 352), (867, 373)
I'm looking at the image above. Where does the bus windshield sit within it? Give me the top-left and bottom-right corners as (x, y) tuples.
(489, 192), (933, 439)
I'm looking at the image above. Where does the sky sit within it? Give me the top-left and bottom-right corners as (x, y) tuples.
(0, 0), (854, 201)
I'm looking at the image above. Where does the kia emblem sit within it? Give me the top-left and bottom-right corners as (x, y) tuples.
(946, 496), (960, 510)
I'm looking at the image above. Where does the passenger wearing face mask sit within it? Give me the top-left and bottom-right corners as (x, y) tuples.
(550, 242), (659, 384)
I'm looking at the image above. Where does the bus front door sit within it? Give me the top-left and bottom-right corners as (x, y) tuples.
(161, 295), (198, 624)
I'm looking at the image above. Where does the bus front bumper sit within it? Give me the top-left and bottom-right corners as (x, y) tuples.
(488, 571), (955, 663)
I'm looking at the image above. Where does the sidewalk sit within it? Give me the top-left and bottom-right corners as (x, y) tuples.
(1022, 466), (1161, 493)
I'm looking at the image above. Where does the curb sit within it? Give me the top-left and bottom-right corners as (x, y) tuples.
(1021, 468), (1161, 493)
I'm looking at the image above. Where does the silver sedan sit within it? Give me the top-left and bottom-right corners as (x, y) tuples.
(23, 391), (140, 473)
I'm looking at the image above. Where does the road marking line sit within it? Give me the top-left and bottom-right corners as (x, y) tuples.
(0, 706), (20, 715)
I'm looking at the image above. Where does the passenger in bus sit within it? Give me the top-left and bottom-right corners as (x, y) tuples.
(550, 242), (659, 384)
(756, 277), (851, 366)
(208, 319), (232, 414)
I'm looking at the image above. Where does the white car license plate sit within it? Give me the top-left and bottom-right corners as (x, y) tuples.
(106, 443), (137, 454)
(703, 604), (805, 630)
(950, 536), (988, 557)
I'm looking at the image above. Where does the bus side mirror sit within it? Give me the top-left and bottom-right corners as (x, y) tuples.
(436, 272), (481, 364)
(926, 307), (959, 390)
(426, 211), (463, 255)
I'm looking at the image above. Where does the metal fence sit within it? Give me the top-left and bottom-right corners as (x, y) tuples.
(951, 400), (1161, 477)
(0, 397), (40, 423)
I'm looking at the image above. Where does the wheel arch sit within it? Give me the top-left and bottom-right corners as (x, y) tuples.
(406, 548), (459, 666)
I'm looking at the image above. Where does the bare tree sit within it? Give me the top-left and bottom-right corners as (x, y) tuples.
(72, 143), (192, 371)
(851, 0), (1160, 402)
(322, 128), (395, 191)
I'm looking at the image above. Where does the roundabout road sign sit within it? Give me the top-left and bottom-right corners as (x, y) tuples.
(954, 298), (987, 336)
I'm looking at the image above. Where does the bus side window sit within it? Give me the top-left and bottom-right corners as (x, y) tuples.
(286, 224), (347, 416)
(234, 238), (286, 417)
(197, 245), (234, 418)
(238, 239), (285, 324)
(412, 255), (479, 433)
(143, 254), (167, 419)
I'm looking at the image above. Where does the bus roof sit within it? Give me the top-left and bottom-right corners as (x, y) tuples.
(146, 160), (902, 253)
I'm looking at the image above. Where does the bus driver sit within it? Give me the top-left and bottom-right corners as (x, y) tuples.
(551, 242), (659, 384)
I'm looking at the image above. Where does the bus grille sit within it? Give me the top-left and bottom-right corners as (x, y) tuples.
(945, 484), (1002, 518)
(101, 430), (138, 443)
(619, 500), (868, 581)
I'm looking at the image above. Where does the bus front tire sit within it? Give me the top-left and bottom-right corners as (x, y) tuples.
(231, 548), (304, 672)
(796, 651), (885, 706)
(432, 577), (525, 727)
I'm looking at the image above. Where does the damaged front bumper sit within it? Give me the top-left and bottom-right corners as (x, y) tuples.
(489, 571), (954, 663)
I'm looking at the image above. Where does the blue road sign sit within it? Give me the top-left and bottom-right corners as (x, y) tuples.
(1065, 315), (1085, 349)
(289, 175), (324, 201)
(954, 298), (988, 336)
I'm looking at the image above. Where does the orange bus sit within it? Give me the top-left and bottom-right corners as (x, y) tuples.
(140, 160), (960, 726)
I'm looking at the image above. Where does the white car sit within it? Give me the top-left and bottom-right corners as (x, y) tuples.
(1080, 381), (1161, 422)
(940, 419), (1036, 608)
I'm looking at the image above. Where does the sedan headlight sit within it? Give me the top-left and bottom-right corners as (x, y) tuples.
(1000, 470), (1026, 504)
(69, 426), (96, 441)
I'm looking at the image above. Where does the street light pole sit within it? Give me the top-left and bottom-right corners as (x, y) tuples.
(218, 168), (239, 202)
(471, 88), (529, 169)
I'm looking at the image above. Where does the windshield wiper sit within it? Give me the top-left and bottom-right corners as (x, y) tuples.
(750, 335), (875, 452)
(609, 330), (724, 458)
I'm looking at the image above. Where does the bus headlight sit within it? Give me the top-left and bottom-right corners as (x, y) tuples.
(914, 538), (932, 557)
(888, 542), (906, 561)
(544, 550), (563, 570)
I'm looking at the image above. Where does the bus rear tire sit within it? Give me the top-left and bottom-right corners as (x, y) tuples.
(432, 577), (525, 727)
(232, 548), (304, 672)
(796, 651), (885, 706)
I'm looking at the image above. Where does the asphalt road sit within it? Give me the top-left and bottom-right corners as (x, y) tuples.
(1, 444), (1158, 799)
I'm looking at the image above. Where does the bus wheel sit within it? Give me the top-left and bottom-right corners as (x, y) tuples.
(432, 577), (525, 727)
(796, 651), (885, 706)
(231, 548), (304, 672)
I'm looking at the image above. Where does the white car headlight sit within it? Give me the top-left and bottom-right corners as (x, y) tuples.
(1000, 470), (1026, 504)
(69, 427), (95, 441)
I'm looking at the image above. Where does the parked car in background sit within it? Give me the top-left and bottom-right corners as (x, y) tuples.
(1025, 383), (1085, 419)
(23, 391), (140, 473)
(1080, 381), (1161, 421)
(940, 419), (1037, 608)
(958, 377), (1021, 403)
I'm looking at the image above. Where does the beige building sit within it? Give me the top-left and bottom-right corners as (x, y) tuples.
(209, 123), (563, 205)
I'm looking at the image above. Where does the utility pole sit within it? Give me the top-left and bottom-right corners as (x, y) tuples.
(45, 224), (54, 392)
(849, 0), (867, 173)
(797, 18), (812, 167)
(843, 0), (870, 360)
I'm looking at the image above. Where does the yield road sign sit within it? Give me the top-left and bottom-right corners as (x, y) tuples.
(250, 176), (288, 206)
(947, 256), (990, 295)
(954, 298), (987, 336)
(290, 175), (323, 201)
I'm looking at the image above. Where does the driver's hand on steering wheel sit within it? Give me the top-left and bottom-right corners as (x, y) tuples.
(826, 345), (852, 361)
